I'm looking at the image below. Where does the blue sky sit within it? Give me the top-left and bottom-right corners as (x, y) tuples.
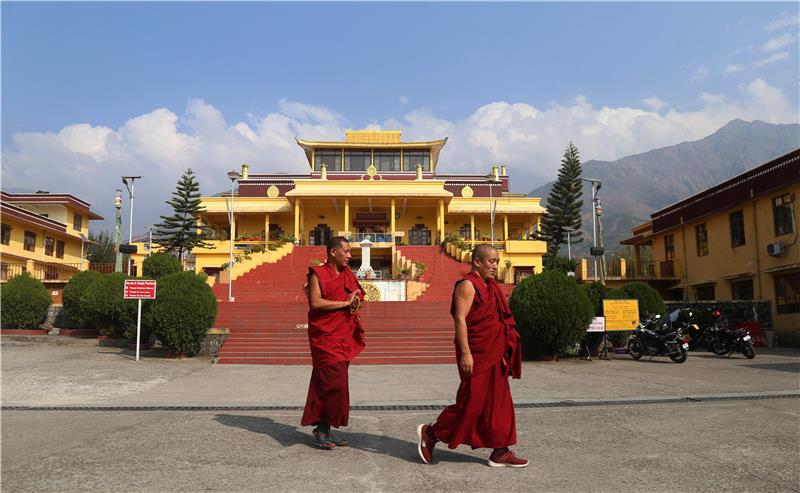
(2, 2), (798, 232)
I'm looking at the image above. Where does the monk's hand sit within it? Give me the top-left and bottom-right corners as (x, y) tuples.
(459, 352), (474, 376)
(344, 290), (357, 310)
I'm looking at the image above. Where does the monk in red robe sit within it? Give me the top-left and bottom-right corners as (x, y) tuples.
(417, 244), (527, 467)
(301, 236), (365, 449)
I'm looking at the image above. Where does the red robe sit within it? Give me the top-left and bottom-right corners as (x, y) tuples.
(431, 271), (522, 449)
(301, 262), (366, 428)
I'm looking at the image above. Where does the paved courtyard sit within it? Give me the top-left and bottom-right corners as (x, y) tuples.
(2, 337), (799, 492)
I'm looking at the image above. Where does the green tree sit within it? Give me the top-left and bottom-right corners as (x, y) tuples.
(0, 273), (51, 329)
(87, 231), (116, 264)
(538, 142), (584, 256)
(143, 252), (183, 279)
(154, 169), (213, 260)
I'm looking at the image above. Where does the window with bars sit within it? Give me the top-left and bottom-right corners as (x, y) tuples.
(24, 231), (36, 252)
(374, 150), (401, 171)
(44, 237), (55, 256)
(664, 234), (675, 261)
(344, 150), (371, 171)
(695, 223), (708, 257)
(1, 224), (10, 245)
(74, 213), (83, 231)
(56, 240), (65, 259)
(314, 149), (342, 171)
(730, 279), (754, 300)
(773, 193), (795, 237)
(729, 210), (745, 248)
(403, 150), (430, 172)
(775, 272), (800, 314)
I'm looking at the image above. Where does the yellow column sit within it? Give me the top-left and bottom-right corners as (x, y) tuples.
(439, 199), (445, 241)
(470, 214), (475, 245)
(344, 198), (350, 237)
(294, 199), (301, 240)
(390, 199), (396, 239)
(503, 214), (509, 241)
(264, 214), (270, 244)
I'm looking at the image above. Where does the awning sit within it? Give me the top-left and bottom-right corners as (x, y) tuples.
(762, 262), (800, 274)
(687, 278), (717, 287)
(719, 271), (754, 280)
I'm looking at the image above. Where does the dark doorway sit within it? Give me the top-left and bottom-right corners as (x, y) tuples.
(311, 224), (334, 246)
(409, 224), (431, 246)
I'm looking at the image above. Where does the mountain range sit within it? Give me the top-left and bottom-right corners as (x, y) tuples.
(528, 119), (800, 254)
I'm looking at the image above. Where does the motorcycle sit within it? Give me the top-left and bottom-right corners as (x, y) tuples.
(708, 325), (756, 359)
(628, 312), (690, 363)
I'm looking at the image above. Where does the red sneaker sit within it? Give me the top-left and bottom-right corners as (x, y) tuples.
(416, 424), (437, 464)
(488, 448), (529, 468)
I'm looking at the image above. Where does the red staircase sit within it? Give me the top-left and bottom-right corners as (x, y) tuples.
(213, 246), (514, 364)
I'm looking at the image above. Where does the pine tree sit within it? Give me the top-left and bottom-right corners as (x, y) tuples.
(154, 169), (212, 259)
(538, 142), (584, 255)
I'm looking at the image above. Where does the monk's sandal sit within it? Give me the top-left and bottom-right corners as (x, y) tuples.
(312, 428), (336, 450)
(326, 432), (348, 447)
(417, 424), (437, 464)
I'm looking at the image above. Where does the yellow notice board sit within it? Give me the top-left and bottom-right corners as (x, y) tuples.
(602, 299), (640, 331)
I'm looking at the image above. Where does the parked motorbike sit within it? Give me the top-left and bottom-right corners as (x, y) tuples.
(708, 326), (756, 359)
(628, 312), (690, 363)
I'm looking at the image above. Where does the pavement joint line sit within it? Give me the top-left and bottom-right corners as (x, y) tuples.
(3, 391), (798, 412)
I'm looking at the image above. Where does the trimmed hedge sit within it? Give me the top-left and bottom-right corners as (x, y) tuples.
(62, 270), (104, 328)
(142, 252), (182, 279)
(149, 271), (217, 356)
(582, 281), (608, 317)
(510, 270), (594, 357)
(619, 282), (665, 319)
(82, 272), (138, 337)
(0, 273), (51, 329)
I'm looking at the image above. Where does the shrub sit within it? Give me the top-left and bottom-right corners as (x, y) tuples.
(620, 282), (665, 319)
(149, 271), (217, 356)
(542, 254), (577, 275)
(142, 252), (182, 279)
(582, 281), (608, 317)
(509, 270), (594, 357)
(82, 272), (138, 337)
(62, 270), (104, 328)
(0, 273), (51, 329)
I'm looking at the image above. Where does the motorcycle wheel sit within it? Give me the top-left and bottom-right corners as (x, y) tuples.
(741, 343), (756, 359)
(710, 340), (730, 356)
(628, 339), (643, 360)
(669, 346), (688, 363)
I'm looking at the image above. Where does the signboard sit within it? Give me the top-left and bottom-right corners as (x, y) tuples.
(124, 279), (156, 299)
(602, 299), (639, 331)
(587, 316), (605, 333)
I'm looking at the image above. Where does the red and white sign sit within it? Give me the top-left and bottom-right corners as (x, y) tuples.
(124, 279), (157, 299)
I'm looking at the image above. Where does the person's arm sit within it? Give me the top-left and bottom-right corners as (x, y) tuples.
(453, 280), (475, 376)
(308, 273), (356, 312)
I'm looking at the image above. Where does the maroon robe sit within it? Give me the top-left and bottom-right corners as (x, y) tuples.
(301, 262), (366, 427)
(431, 271), (522, 449)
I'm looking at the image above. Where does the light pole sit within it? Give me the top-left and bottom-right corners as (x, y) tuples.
(561, 226), (576, 262)
(114, 190), (123, 273)
(122, 176), (142, 274)
(226, 170), (240, 302)
(582, 177), (605, 284)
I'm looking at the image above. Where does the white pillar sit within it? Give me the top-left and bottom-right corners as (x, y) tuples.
(358, 237), (373, 277)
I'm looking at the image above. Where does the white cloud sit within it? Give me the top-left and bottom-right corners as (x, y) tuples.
(399, 96), (410, 104)
(724, 63), (745, 75)
(2, 79), (797, 231)
(761, 33), (796, 52)
(691, 65), (709, 82)
(753, 51), (790, 68)
(641, 97), (667, 112)
(765, 13), (799, 32)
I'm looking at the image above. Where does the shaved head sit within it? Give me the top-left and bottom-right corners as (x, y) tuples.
(326, 236), (350, 255)
(471, 244), (498, 263)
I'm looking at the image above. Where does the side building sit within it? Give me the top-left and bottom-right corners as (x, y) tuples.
(620, 149), (799, 339)
(0, 191), (104, 303)
(191, 130), (547, 283)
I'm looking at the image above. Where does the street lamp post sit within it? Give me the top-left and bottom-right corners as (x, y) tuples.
(122, 176), (142, 274)
(561, 226), (576, 262)
(226, 170), (240, 302)
(114, 190), (123, 273)
(582, 177), (605, 284)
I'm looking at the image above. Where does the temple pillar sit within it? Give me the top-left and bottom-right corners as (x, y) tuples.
(294, 199), (301, 240)
(344, 198), (350, 237)
(470, 214), (475, 245)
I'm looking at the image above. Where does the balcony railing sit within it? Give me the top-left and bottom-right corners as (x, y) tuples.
(347, 233), (394, 243)
(579, 258), (680, 281)
(0, 262), (135, 282)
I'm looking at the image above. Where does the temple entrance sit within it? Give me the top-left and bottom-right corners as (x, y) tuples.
(268, 224), (285, 241)
(409, 224), (431, 246)
(310, 224), (334, 246)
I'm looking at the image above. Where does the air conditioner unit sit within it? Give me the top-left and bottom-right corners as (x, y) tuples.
(766, 241), (785, 257)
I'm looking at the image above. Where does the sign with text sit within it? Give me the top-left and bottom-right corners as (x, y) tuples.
(602, 299), (639, 331)
(124, 279), (157, 299)
(587, 317), (606, 333)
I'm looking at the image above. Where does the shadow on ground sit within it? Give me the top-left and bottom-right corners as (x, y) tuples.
(214, 414), (485, 465)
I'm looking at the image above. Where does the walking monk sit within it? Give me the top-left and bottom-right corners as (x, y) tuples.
(302, 236), (365, 449)
(417, 243), (527, 467)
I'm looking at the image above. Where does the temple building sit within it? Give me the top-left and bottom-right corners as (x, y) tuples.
(191, 130), (547, 284)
